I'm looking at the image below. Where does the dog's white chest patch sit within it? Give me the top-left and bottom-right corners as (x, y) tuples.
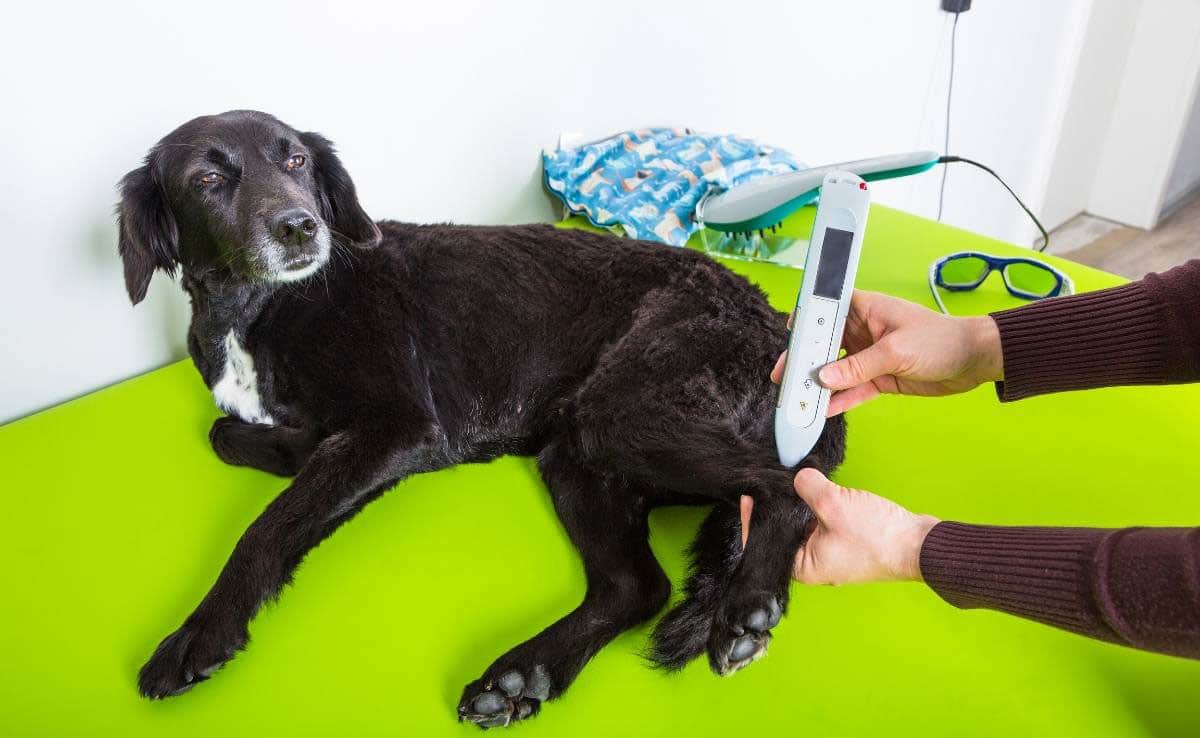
(211, 332), (274, 425)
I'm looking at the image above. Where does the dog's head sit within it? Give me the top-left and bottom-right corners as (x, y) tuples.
(116, 110), (381, 304)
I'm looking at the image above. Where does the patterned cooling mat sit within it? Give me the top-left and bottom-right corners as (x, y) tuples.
(543, 128), (803, 246)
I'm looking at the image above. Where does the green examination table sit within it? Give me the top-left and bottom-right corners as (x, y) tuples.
(2, 205), (1199, 737)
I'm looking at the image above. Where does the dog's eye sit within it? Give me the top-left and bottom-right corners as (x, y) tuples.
(287, 154), (306, 170)
(197, 172), (225, 186)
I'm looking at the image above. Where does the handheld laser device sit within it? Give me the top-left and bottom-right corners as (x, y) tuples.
(775, 171), (870, 467)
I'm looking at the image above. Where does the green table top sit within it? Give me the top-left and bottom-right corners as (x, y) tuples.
(3, 205), (1199, 737)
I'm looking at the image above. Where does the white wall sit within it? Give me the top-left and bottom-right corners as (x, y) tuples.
(0, 0), (1092, 423)
(1087, 0), (1200, 229)
(895, 0), (1093, 248)
(1163, 89), (1200, 216)
(1040, 0), (1141, 231)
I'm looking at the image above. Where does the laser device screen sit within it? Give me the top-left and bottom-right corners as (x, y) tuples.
(814, 228), (854, 299)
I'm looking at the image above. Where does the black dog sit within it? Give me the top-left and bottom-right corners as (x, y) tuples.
(119, 111), (845, 728)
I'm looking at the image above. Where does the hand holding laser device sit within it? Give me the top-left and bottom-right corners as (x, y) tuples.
(775, 171), (869, 467)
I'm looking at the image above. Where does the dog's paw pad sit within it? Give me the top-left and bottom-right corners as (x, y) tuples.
(728, 634), (760, 662)
(496, 670), (525, 696)
(458, 667), (550, 729)
(714, 631), (770, 676)
(707, 591), (782, 676)
(742, 598), (782, 633)
(472, 691), (508, 715)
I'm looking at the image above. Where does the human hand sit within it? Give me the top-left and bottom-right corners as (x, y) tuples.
(771, 290), (1003, 416)
(739, 469), (939, 585)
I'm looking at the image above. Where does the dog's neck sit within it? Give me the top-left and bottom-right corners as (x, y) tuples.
(182, 269), (278, 387)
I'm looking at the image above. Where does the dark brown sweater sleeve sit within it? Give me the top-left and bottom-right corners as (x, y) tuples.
(920, 523), (1200, 659)
(919, 263), (1200, 658)
(991, 259), (1200, 401)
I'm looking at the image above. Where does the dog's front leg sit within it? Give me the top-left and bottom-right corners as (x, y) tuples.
(138, 420), (446, 699)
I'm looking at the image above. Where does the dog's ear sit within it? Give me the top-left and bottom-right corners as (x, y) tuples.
(116, 161), (179, 305)
(301, 131), (382, 249)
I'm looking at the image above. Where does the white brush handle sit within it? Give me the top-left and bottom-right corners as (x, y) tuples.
(702, 150), (933, 228)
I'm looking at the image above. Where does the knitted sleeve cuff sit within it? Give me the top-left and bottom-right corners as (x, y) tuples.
(920, 522), (1200, 658)
(990, 281), (1168, 401)
(919, 522), (1118, 637)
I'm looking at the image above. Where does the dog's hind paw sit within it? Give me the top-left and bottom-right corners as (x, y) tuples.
(707, 591), (781, 676)
(137, 622), (246, 699)
(457, 666), (550, 729)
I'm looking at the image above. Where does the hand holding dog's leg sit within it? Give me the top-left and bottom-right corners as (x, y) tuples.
(740, 469), (939, 585)
(139, 421), (445, 699)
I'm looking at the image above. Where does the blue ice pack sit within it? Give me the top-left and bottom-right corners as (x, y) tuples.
(543, 128), (803, 247)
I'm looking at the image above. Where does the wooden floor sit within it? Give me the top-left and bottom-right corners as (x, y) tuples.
(1049, 192), (1200, 279)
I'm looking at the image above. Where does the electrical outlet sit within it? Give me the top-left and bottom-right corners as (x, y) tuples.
(941, 0), (971, 12)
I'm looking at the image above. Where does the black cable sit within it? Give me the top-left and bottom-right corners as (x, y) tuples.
(934, 12), (1049, 252)
(937, 11), (960, 222)
(939, 155), (1050, 252)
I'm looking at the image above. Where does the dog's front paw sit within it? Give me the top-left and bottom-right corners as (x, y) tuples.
(457, 665), (551, 729)
(209, 417), (247, 465)
(138, 621), (246, 699)
(707, 590), (781, 676)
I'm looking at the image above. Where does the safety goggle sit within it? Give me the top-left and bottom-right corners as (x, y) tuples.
(929, 251), (1073, 314)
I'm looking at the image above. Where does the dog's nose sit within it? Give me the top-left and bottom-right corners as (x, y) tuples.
(271, 208), (318, 246)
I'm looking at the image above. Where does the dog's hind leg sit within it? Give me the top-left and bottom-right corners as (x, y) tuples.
(582, 416), (843, 676)
(457, 438), (670, 729)
(706, 489), (811, 674)
(649, 501), (741, 670)
(646, 486), (810, 676)
(562, 308), (846, 677)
